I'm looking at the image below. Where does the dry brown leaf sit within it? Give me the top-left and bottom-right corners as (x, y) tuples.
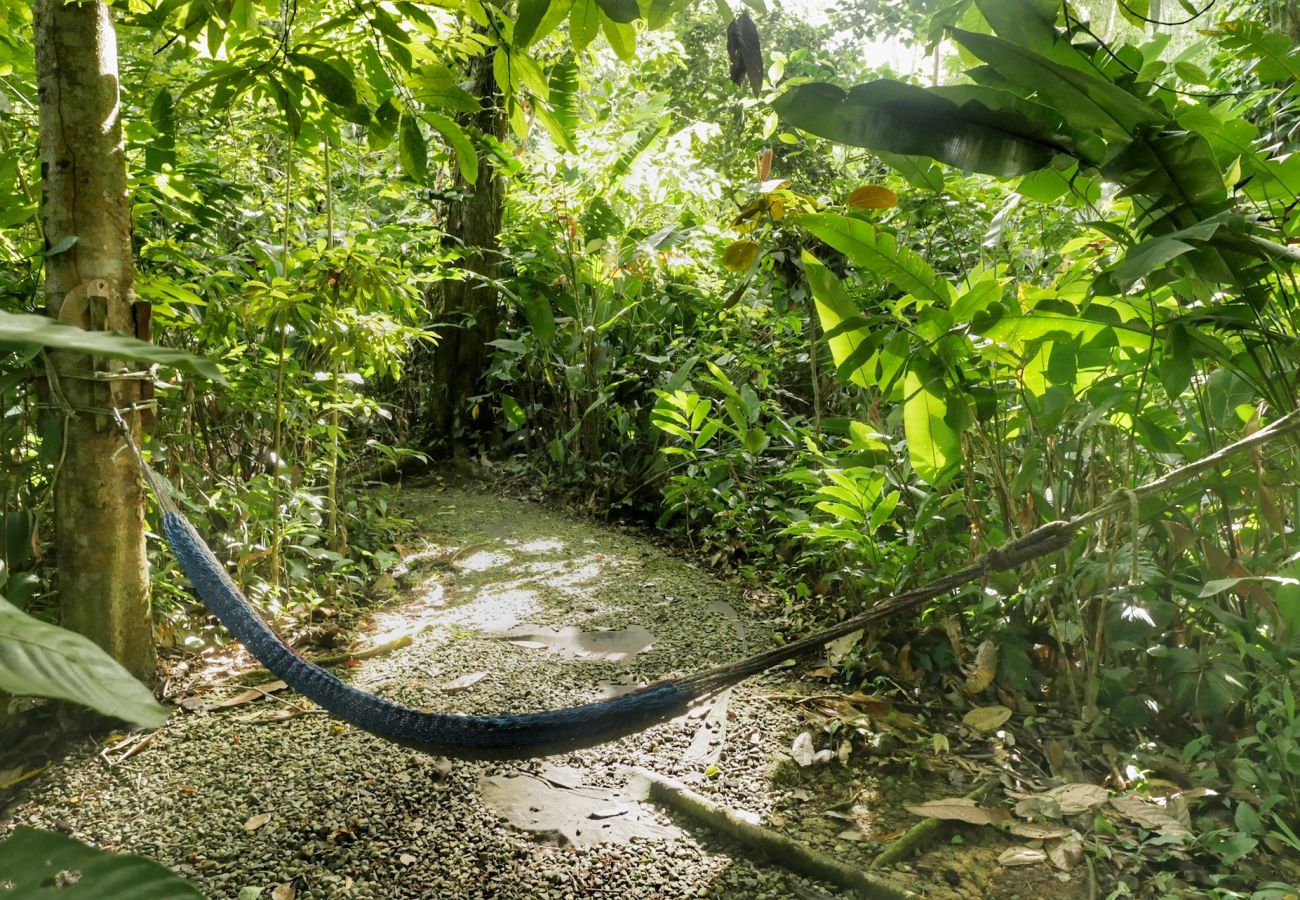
(962, 704), (1012, 732)
(1109, 796), (1192, 836)
(244, 812), (272, 832)
(998, 846), (1047, 866)
(808, 666), (838, 679)
(905, 798), (1010, 826)
(965, 640), (998, 693)
(1044, 783), (1109, 816)
(1005, 821), (1073, 840)
(837, 828), (867, 841)
(210, 680), (289, 710)
(1048, 838), (1084, 871)
(440, 671), (488, 693)
(790, 732), (815, 767)
(826, 630), (862, 665)
(271, 883), (296, 900)
(399, 853), (417, 865)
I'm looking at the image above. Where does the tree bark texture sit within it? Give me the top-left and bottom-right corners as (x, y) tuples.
(423, 49), (506, 451)
(34, 0), (154, 681)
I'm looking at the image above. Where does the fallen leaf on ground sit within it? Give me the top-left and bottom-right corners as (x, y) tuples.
(905, 798), (1010, 826)
(962, 704), (1012, 732)
(589, 808), (627, 820)
(791, 732), (815, 767)
(244, 812), (272, 832)
(837, 828), (867, 841)
(1109, 796), (1192, 836)
(999, 846), (1047, 866)
(1044, 783), (1109, 816)
(210, 681), (289, 710)
(1048, 838), (1084, 871)
(399, 853), (417, 865)
(1005, 821), (1073, 840)
(440, 672), (488, 693)
(271, 883), (295, 900)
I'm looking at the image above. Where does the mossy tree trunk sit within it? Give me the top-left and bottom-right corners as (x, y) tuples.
(34, 0), (154, 682)
(424, 48), (506, 453)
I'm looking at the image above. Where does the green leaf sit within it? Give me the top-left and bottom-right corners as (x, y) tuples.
(0, 311), (224, 383)
(0, 828), (202, 898)
(519, 292), (556, 345)
(976, 0), (1061, 54)
(288, 52), (358, 109)
(979, 307), (1153, 351)
(595, 0), (639, 23)
(399, 113), (429, 183)
(514, 0), (552, 45)
(903, 354), (961, 486)
(0, 596), (168, 728)
(407, 62), (480, 114)
(570, 0), (600, 50)
(874, 150), (944, 192)
(424, 110), (478, 185)
(950, 28), (1165, 142)
(1095, 218), (1225, 295)
(803, 250), (872, 389)
(602, 16), (637, 61)
(773, 80), (1065, 178)
(800, 213), (954, 307)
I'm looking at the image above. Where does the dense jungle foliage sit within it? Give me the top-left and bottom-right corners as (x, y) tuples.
(3, 0), (1300, 894)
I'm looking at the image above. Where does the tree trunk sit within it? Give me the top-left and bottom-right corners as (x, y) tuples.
(424, 49), (506, 452)
(34, 0), (154, 682)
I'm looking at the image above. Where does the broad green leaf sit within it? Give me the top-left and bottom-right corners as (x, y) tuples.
(1104, 130), (1228, 226)
(407, 62), (480, 113)
(424, 110), (478, 185)
(288, 52), (357, 109)
(903, 354), (961, 485)
(0, 829), (201, 898)
(596, 0), (639, 22)
(399, 113), (428, 183)
(950, 28), (1164, 142)
(548, 58), (580, 136)
(800, 213), (954, 307)
(514, 0), (552, 45)
(976, 0), (1061, 55)
(519, 293), (556, 345)
(0, 311), (223, 383)
(980, 309), (1153, 351)
(875, 150), (944, 192)
(774, 80), (1064, 178)
(1094, 218), (1226, 295)
(0, 596), (168, 728)
(602, 16), (637, 61)
(803, 250), (872, 389)
(570, 0), (600, 50)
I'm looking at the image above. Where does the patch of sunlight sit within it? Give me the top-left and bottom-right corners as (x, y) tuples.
(516, 538), (566, 554)
(457, 549), (514, 572)
(458, 587), (542, 630)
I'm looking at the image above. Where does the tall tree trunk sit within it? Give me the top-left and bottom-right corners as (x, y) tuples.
(34, 0), (154, 681)
(425, 49), (506, 453)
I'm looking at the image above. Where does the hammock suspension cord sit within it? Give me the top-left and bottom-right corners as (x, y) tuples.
(109, 407), (1300, 760)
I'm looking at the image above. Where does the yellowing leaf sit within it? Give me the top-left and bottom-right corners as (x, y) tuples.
(962, 704), (1011, 732)
(244, 812), (272, 832)
(723, 240), (760, 272)
(847, 184), (898, 209)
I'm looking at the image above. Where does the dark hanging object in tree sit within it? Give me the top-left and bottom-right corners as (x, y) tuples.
(727, 12), (763, 97)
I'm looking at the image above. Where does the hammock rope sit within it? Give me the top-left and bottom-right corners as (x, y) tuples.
(111, 407), (1300, 760)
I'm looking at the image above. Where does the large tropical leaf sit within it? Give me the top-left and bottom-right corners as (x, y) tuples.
(903, 354), (961, 486)
(0, 310), (224, 384)
(800, 213), (955, 307)
(0, 828), (201, 899)
(773, 80), (1067, 178)
(0, 596), (168, 728)
(803, 250), (875, 389)
(950, 28), (1165, 143)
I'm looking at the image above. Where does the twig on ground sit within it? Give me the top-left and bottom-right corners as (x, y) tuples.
(628, 767), (916, 899)
(869, 778), (997, 869)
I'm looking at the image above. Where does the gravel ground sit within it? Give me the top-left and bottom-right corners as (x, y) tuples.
(3, 482), (866, 899)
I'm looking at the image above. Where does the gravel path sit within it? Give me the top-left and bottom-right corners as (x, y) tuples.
(4, 482), (856, 899)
